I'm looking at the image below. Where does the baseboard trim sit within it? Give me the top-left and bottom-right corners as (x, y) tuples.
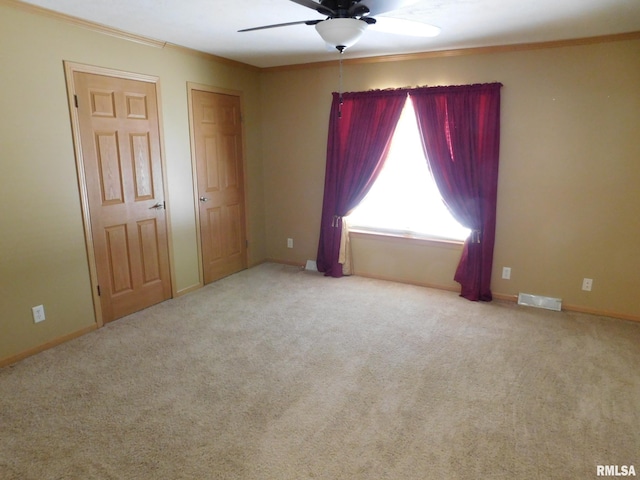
(562, 303), (640, 323)
(0, 324), (98, 368)
(175, 282), (203, 297)
(492, 292), (519, 303)
(265, 258), (306, 268)
(493, 292), (640, 323)
(247, 259), (266, 268)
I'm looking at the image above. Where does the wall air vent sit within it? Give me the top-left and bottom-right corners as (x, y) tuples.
(517, 293), (562, 312)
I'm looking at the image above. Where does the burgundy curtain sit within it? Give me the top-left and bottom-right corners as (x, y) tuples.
(410, 83), (502, 301)
(316, 89), (407, 277)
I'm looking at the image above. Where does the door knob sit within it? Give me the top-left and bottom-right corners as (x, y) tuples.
(199, 197), (210, 202)
(149, 201), (165, 210)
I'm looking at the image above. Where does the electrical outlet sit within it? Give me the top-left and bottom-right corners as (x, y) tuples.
(582, 278), (593, 291)
(287, 238), (293, 249)
(502, 267), (511, 280)
(32, 305), (46, 323)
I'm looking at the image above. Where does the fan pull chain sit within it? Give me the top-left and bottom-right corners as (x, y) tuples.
(338, 50), (344, 118)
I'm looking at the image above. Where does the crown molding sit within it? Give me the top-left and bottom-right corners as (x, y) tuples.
(2, 0), (259, 72)
(261, 30), (640, 73)
(3, 0), (166, 48)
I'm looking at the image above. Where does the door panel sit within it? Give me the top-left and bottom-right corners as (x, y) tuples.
(131, 133), (154, 199)
(74, 71), (171, 323)
(96, 132), (124, 203)
(105, 224), (133, 294)
(207, 207), (223, 260)
(192, 90), (247, 284)
(226, 204), (243, 256)
(204, 136), (221, 190)
(138, 218), (162, 283)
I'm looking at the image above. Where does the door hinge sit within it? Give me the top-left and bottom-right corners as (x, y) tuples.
(74, 94), (78, 108)
(97, 285), (101, 296)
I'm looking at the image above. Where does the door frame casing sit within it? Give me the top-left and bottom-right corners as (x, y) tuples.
(186, 82), (250, 287)
(64, 61), (176, 327)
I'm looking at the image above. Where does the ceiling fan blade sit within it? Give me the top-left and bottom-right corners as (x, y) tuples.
(369, 17), (440, 37)
(238, 20), (321, 33)
(358, 0), (419, 17)
(289, 0), (336, 16)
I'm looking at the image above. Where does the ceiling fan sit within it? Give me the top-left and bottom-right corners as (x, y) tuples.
(239, 0), (440, 53)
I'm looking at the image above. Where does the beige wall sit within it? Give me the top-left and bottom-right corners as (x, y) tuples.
(0, 2), (266, 361)
(260, 39), (640, 320)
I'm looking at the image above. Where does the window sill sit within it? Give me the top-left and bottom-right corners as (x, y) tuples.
(348, 228), (466, 248)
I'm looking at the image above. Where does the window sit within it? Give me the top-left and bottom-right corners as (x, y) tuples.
(346, 98), (470, 242)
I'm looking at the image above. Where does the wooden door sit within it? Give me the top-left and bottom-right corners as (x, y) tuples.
(73, 71), (172, 323)
(191, 90), (247, 284)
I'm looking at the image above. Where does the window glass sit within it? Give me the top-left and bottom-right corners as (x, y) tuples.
(346, 99), (470, 242)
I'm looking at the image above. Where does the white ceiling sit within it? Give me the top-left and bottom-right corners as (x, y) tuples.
(18, 0), (640, 68)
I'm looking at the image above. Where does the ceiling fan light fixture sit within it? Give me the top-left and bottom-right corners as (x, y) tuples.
(315, 18), (368, 51)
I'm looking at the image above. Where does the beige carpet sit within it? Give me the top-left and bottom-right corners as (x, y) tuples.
(1, 263), (639, 479)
